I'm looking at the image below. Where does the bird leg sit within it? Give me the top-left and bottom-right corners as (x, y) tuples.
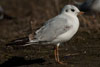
(54, 43), (64, 64)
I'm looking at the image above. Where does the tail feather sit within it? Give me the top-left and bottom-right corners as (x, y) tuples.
(6, 37), (51, 46)
(6, 37), (42, 46)
(6, 37), (29, 46)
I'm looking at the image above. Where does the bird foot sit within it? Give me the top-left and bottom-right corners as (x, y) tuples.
(56, 60), (67, 65)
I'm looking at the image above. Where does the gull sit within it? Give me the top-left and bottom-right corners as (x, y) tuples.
(0, 6), (15, 20)
(7, 5), (84, 64)
(74, 0), (100, 12)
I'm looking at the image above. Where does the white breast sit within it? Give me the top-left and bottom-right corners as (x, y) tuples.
(52, 15), (79, 43)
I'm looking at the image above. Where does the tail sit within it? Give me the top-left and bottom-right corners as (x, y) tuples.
(6, 33), (40, 46)
(6, 37), (51, 46)
(6, 37), (29, 46)
(6, 37), (43, 47)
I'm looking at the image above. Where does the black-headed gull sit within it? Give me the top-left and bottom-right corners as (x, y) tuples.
(0, 6), (15, 20)
(7, 5), (84, 64)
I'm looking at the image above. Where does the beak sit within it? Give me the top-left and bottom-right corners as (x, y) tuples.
(78, 11), (84, 15)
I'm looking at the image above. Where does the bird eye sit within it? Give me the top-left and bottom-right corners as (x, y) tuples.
(66, 10), (68, 12)
(71, 9), (75, 12)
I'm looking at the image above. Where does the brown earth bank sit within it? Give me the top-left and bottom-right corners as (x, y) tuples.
(0, 0), (100, 67)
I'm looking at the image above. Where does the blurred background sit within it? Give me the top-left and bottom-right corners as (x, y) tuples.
(0, 0), (100, 67)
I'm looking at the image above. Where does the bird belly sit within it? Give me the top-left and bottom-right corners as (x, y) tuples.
(52, 26), (78, 43)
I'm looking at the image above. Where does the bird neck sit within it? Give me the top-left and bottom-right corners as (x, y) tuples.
(64, 13), (77, 18)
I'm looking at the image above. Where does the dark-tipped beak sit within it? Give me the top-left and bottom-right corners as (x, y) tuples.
(78, 11), (85, 15)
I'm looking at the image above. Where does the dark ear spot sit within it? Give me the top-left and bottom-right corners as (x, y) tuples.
(71, 9), (75, 12)
(66, 9), (68, 12)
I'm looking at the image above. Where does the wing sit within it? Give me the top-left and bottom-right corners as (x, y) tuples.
(34, 17), (72, 42)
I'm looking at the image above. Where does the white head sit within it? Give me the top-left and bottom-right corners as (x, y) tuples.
(61, 5), (82, 16)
